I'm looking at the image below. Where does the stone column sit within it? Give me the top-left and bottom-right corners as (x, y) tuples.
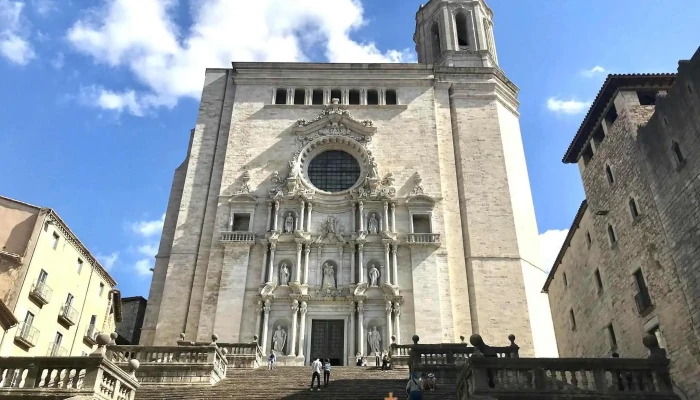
(261, 300), (271, 352)
(303, 245), (311, 284)
(383, 243), (390, 285)
(295, 242), (303, 283)
(349, 303), (356, 358)
(306, 203), (313, 231)
(261, 244), (269, 284)
(228, 208), (234, 231)
(357, 301), (365, 356)
(289, 300), (299, 357)
(391, 203), (396, 233)
(350, 244), (356, 284)
(358, 243), (365, 284)
(298, 201), (306, 231)
(391, 244), (399, 286)
(273, 201), (280, 231)
(266, 202), (272, 232)
(383, 201), (389, 233)
(393, 303), (401, 345)
(351, 202), (356, 232)
(358, 201), (365, 232)
(267, 243), (276, 283)
(385, 301), (393, 350)
(298, 302), (308, 358)
(255, 300), (262, 339)
(339, 246), (344, 281)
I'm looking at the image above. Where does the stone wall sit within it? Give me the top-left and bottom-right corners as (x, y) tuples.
(117, 296), (147, 345)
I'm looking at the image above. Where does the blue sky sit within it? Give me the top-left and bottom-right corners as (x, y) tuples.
(2, 0), (699, 297)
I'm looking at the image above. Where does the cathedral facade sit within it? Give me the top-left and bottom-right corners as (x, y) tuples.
(141, 0), (555, 364)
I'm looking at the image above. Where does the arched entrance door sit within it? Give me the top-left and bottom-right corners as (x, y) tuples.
(310, 320), (345, 366)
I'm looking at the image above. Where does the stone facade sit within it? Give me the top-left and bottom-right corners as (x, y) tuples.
(0, 195), (119, 357)
(116, 296), (147, 345)
(545, 47), (700, 398)
(142, 0), (555, 363)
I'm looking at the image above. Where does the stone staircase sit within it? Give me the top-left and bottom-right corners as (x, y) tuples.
(134, 366), (457, 400)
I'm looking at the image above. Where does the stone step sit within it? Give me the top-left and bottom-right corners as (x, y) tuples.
(134, 367), (456, 400)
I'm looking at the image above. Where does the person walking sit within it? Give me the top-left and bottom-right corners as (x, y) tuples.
(405, 372), (423, 400)
(322, 358), (331, 387)
(310, 357), (322, 391)
(381, 350), (389, 371)
(268, 351), (276, 370)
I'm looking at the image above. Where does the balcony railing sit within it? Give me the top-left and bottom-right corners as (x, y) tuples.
(47, 342), (68, 357)
(406, 233), (441, 245)
(220, 231), (256, 245)
(14, 322), (39, 348)
(84, 325), (99, 346)
(59, 303), (79, 326)
(635, 290), (653, 314)
(29, 280), (52, 305)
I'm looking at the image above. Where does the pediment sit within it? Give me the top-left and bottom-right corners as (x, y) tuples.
(295, 101), (377, 138)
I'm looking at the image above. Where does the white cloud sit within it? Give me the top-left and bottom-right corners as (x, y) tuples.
(539, 229), (570, 272)
(581, 65), (607, 78)
(31, 0), (57, 16)
(137, 244), (158, 257)
(130, 214), (165, 237)
(134, 258), (153, 276)
(0, 0), (35, 65)
(546, 97), (591, 115)
(67, 0), (414, 115)
(97, 252), (119, 270)
(50, 52), (64, 69)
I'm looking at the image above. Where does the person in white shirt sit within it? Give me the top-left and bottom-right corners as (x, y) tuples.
(310, 358), (323, 391)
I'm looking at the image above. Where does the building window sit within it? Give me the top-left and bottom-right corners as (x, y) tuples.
(569, 309), (576, 331)
(412, 214), (432, 234)
(65, 293), (74, 308)
(563, 272), (568, 287)
(604, 104), (618, 127)
(633, 269), (653, 314)
(24, 311), (34, 326)
(77, 259), (83, 274)
(431, 22), (441, 62)
(607, 323), (618, 348)
(671, 141), (685, 168)
(231, 213), (251, 231)
(367, 90), (379, 105)
(648, 325), (667, 349)
(274, 89), (287, 105)
(307, 151), (361, 193)
(349, 89), (361, 105)
(38, 269), (48, 284)
(52, 232), (60, 249)
(98, 282), (105, 297)
(330, 89), (342, 103)
(594, 269), (603, 293)
(312, 89), (324, 105)
(629, 198), (640, 219)
(607, 225), (617, 245)
(592, 126), (605, 148)
(582, 145), (594, 166)
(605, 164), (614, 184)
(455, 12), (469, 48)
(585, 231), (592, 247)
(637, 91), (658, 106)
(49, 331), (64, 356)
(386, 90), (398, 105)
(293, 89), (305, 105)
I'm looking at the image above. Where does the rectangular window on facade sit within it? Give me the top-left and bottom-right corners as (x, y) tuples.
(274, 89), (287, 105)
(582, 144), (594, 166)
(592, 126), (605, 148)
(637, 91), (658, 106)
(605, 165), (614, 184)
(607, 225), (617, 245)
(569, 309), (576, 331)
(385, 90), (398, 105)
(585, 231), (592, 247)
(563, 272), (568, 287)
(367, 89), (379, 105)
(231, 213), (251, 231)
(594, 269), (603, 292)
(633, 269), (653, 313)
(293, 89), (305, 105)
(99, 282), (105, 297)
(605, 104), (618, 126)
(312, 89), (324, 105)
(38, 269), (48, 284)
(412, 214), (432, 234)
(52, 232), (60, 249)
(24, 311), (34, 326)
(348, 89), (361, 105)
(77, 259), (83, 274)
(629, 198), (640, 219)
(65, 293), (74, 307)
(607, 323), (617, 347)
(330, 89), (342, 103)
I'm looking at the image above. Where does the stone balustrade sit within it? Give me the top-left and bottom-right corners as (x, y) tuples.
(220, 231), (256, 244)
(108, 343), (227, 385)
(405, 233), (441, 245)
(177, 334), (264, 369)
(389, 344), (412, 369)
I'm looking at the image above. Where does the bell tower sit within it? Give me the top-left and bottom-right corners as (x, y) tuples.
(414, 0), (498, 67)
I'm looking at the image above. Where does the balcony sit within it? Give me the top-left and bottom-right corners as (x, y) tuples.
(84, 325), (99, 346)
(47, 342), (68, 357)
(406, 233), (441, 246)
(14, 322), (39, 348)
(58, 303), (78, 326)
(635, 290), (653, 314)
(29, 280), (52, 305)
(220, 231), (256, 245)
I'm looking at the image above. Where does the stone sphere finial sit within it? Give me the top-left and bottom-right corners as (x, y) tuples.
(391, 335), (396, 344)
(412, 335), (419, 344)
(643, 333), (659, 349)
(129, 359), (140, 371)
(460, 335), (465, 343)
(109, 332), (118, 344)
(96, 333), (111, 347)
(508, 334), (516, 345)
(221, 348), (229, 355)
(470, 334), (485, 348)
(179, 333), (186, 341)
(212, 334), (219, 343)
(253, 334), (259, 344)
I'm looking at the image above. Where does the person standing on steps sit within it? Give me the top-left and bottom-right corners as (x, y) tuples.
(322, 358), (331, 387)
(268, 351), (276, 370)
(381, 350), (389, 371)
(310, 357), (322, 391)
(405, 372), (423, 400)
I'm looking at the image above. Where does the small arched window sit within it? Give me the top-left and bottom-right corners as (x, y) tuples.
(605, 164), (614, 184)
(672, 141), (685, 167)
(455, 12), (469, 48)
(430, 22), (441, 62)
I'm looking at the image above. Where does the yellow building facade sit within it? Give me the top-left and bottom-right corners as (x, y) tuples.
(0, 195), (120, 357)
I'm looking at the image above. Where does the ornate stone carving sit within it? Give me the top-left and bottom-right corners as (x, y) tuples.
(393, 302), (401, 317)
(269, 172), (285, 199)
(284, 212), (295, 233)
(368, 263), (380, 287)
(322, 262), (336, 288)
(279, 263), (290, 286)
(367, 326), (382, 354)
(317, 286), (343, 298)
(368, 212), (379, 235)
(316, 215), (345, 244)
(292, 299), (299, 313)
(410, 172), (425, 196)
(300, 301), (308, 315)
(386, 300), (393, 313)
(381, 172), (395, 187)
(235, 170), (252, 195)
(263, 299), (271, 314)
(272, 326), (287, 353)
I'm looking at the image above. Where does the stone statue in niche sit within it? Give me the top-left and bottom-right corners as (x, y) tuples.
(368, 158), (379, 179)
(368, 212), (379, 235)
(322, 263), (336, 288)
(279, 263), (290, 286)
(368, 264), (380, 287)
(272, 326), (287, 354)
(367, 326), (382, 354)
(284, 212), (295, 233)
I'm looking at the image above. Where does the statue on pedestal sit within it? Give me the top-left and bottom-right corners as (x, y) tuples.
(279, 263), (290, 286)
(273, 326), (287, 354)
(323, 263), (336, 288)
(368, 326), (382, 354)
(368, 264), (380, 287)
(368, 213), (379, 235)
(284, 212), (295, 233)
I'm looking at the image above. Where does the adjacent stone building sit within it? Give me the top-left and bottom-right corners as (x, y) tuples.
(544, 47), (700, 398)
(0, 195), (121, 357)
(142, 0), (557, 364)
(116, 296), (147, 345)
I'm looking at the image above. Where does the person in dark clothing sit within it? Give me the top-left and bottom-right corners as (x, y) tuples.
(322, 358), (331, 386)
(381, 351), (389, 371)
